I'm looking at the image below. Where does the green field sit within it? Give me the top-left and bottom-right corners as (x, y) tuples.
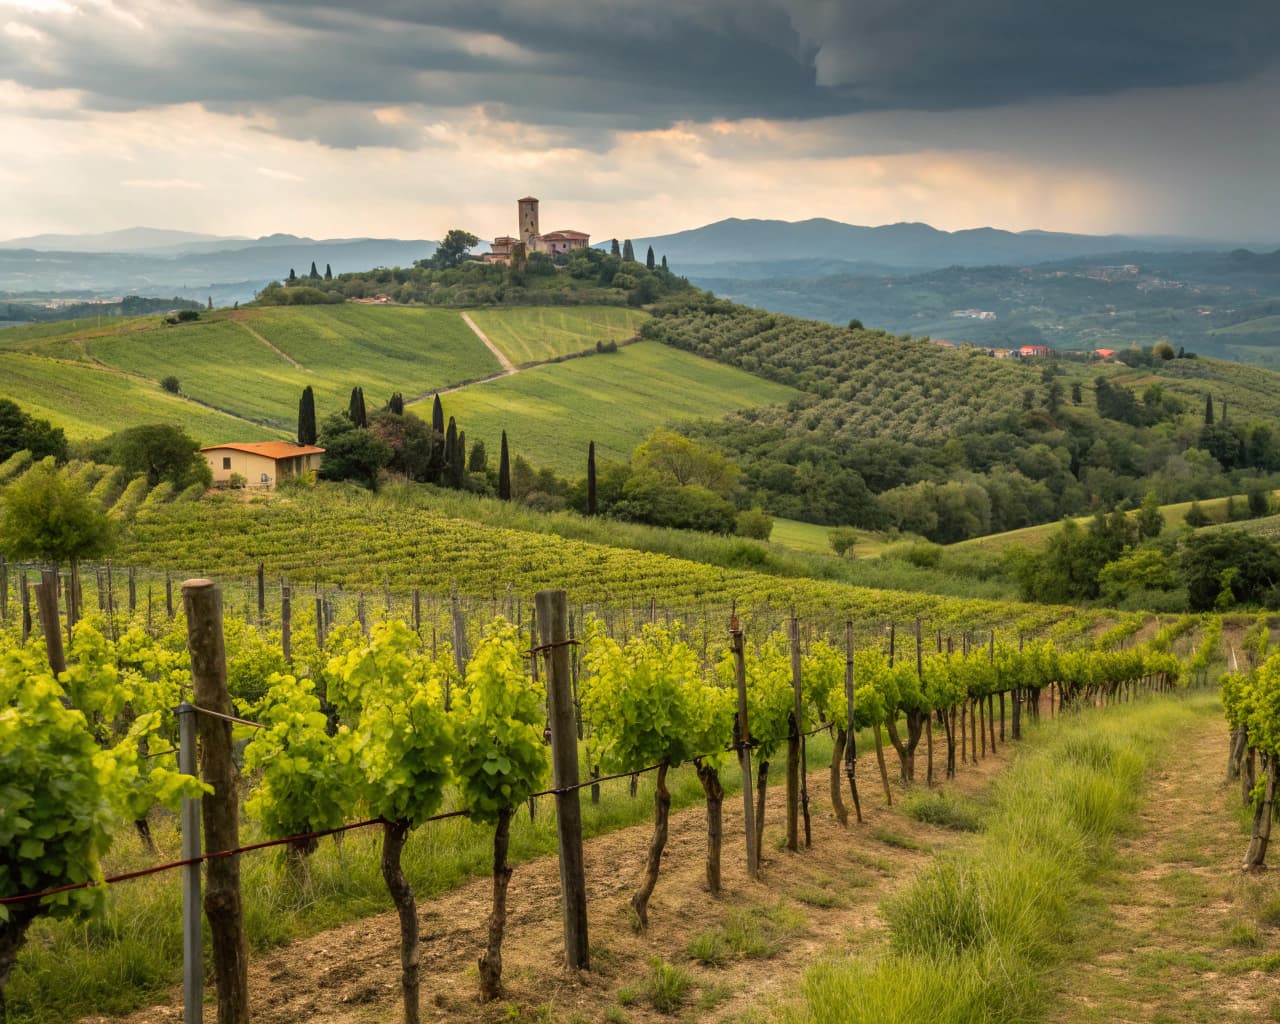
(0, 306), (500, 441)
(434, 340), (798, 476)
(465, 306), (648, 365)
(769, 517), (894, 559)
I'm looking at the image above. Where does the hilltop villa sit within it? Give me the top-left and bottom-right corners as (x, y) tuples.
(201, 441), (324, 489)
(485, 197), (590, 264)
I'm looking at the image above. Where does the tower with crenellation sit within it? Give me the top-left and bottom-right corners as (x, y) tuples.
(518, 196), (540, 252)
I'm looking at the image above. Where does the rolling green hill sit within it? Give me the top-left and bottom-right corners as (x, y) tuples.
(0, 306), (499, 440)
(435, 340), (798, 476)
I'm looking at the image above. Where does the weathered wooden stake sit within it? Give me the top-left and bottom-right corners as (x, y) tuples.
(536, 589), (589, 970)
(256, 562), (265, 624)
(730, 617), (759, 879)
(21, 571), (31, 642)
(33, 570), (66, 675)
(166, 573), (174, 619)
(786, 614), (804, 852)
(181, 579), (249, 1024)
(281, 585), (292, 665)
(843, 621), (863, 824)
(177, 702), (203, 1024)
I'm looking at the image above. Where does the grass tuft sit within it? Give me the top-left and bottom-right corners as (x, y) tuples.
(644, 958), (692, 1014)
(902, 791), (985, 832)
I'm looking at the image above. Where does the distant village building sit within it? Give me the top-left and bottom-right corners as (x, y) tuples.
(950, 309), (998, 321)
(1094, 348), (1118, 360)
(1019, 345), (1053, 358)
(484, 197), (591, 264)
(201, 442), (324, 489)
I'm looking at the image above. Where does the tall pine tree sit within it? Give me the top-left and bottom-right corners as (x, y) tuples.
(297, 386), (317, 445)
(645, 246), (655, 271)
(498, 431), (511, 501)
(348, 386), (367, 428)
(587, 440), (597, 516)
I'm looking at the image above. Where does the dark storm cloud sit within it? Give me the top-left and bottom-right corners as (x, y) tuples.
(2, 0), (1277, 144)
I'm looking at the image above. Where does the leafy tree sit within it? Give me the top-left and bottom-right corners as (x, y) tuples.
(1184, 501), (1211, 528)
(348, 386), (367, 429)
(368, 409), (436, 481)
(631, 429), (738, 496)
(0, 461), (113, 569)
(622, 239), (635, 262)
(829, 526), (859, 557)
(847, 318), (864, 330)
(1071, 381), (1083, 405)
(431, 229), (480, 269)
(92, 424), (211, 489)
(175, 309), (200, 323)
(1183, 530), (1280, 611)
(297, 385), (318, 446)
(468, 440), (487, 474)
(498, 431), (511, 500)
(0, 399), (67, 463)
(1248, 487), (1272, 518)
(1136, 489), (1164, 539)
(645, 246), (655, 271)
(318, 414), (392, 489)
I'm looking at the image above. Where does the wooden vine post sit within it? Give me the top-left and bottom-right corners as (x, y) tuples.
(843, 621), (863, 823)
(917, 619), (932, 786)
(281, 584), (292, 665)
(536, 589), (589, 970)
(32, 570), (66, 676)
(730, 616), (760, 879)
(786, 613), (806, 851)
(182, 579), (249, 1024)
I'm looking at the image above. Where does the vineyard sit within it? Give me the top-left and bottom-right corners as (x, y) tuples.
(114, 488), (1104, 636)
(0, 566), (1216, 1022)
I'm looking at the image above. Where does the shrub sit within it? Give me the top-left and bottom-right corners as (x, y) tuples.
(736, 507), (774, 540)
(829, 526), (859, 557)
(229, 472), (247, 489)
(159, 375), (180, 394)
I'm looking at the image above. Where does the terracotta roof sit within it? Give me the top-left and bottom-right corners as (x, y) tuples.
(540, 230), (590, 240)
(202, 442), (325, 459)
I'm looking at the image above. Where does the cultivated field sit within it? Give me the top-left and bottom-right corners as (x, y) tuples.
(465, 306), (648, 364)
(435, 340), (798, 476)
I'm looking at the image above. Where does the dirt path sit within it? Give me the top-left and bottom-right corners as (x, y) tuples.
(460, 312), (517, 376)
(92, 736), (1021, 1024)
(229, 314), (305, 370)
(1050, 712), (1280, 1024)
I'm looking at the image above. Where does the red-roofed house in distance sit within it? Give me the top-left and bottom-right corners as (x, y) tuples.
(201, 441), (325, 489)
(1019, 345), (1053, 358)
(1095, 348), (1118, 360)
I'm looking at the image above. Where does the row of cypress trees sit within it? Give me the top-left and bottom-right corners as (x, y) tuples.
(297, 383), (605, 512)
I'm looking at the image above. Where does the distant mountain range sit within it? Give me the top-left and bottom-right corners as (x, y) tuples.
(627, 218), (1271, 270)
(3, 218), (1279, 309)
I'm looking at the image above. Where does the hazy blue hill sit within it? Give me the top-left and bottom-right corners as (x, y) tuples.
(630, 217), (1262, 270)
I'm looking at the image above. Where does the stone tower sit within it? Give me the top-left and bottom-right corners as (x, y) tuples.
(518, 196), (540, 252)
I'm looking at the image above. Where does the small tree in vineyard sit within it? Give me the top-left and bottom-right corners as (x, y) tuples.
(328, 623), (453, 1024)
(451, 621), (548, 999)
(581, 622), (701, 927)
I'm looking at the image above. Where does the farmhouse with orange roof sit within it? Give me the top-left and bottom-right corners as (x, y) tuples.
(201, 441), (324, 489)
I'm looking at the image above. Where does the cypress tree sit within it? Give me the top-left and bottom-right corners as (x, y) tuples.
(1205, 393), (1215, 425)
(428, 394), (446, 484)
(498, 431), (511, 501)
(645, 246), (655, 271)
(457, 430), (467, 486)
(623, 239), (635, 262)
(444, 417), (460, 489)
(297, 386), (317, 445)
(610, 238), (621, 258)
(288, 268), (297, 282)
(1221, 397), (1228, 425)
(432, 394), (445, 434)
(587, 440), (597, 516)
(661, 255), (668, 271)
(309, 260), (320, 280)
(349, 386), (367, 428)
(324, 263), (333, 280)
(388, 392), (404, 415)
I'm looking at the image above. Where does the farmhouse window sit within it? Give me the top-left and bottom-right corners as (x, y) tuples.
(222, 457), (231, 470)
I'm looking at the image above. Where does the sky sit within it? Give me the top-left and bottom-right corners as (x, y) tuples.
(1, 0), (1278, 244)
